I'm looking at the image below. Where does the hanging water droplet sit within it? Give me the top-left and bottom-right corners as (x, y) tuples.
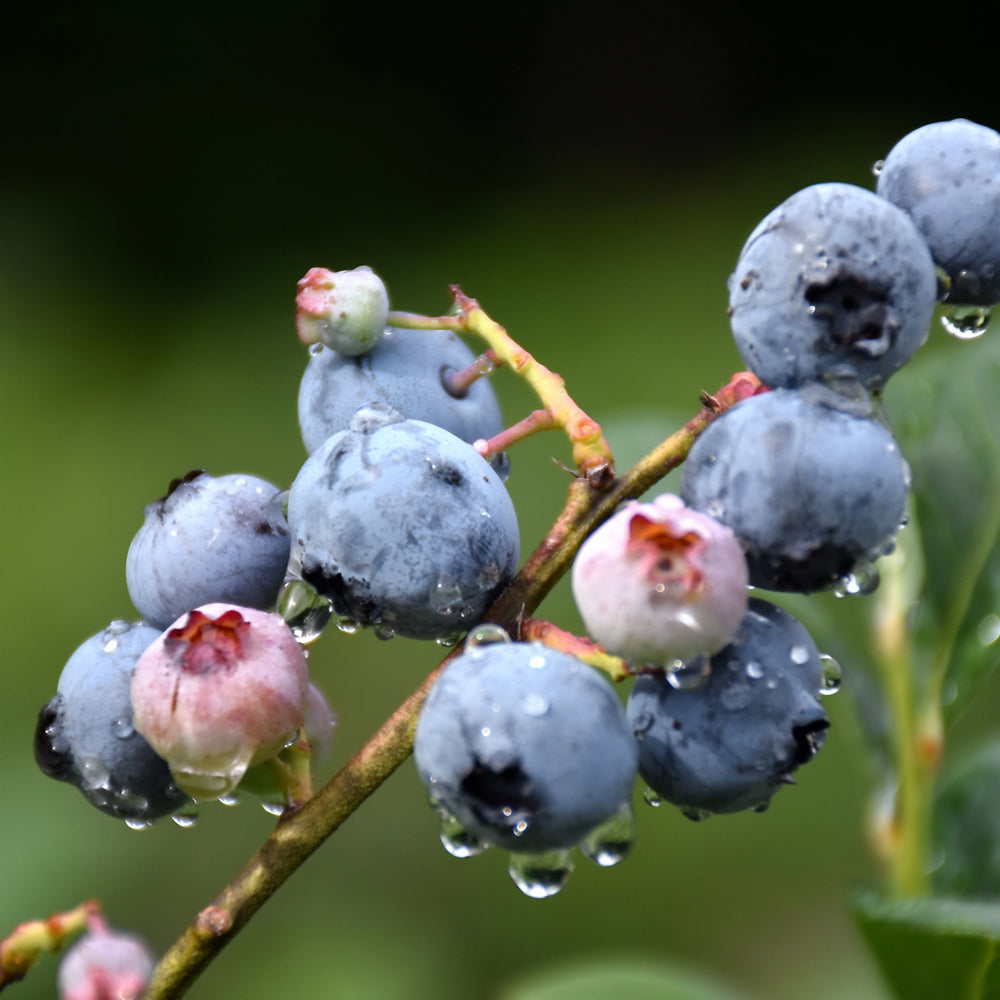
(124, 817), (154, 831)
(261, 801), (286, 817)
(520, 693), (550, 717)
(277, 578), (333, 644)
(218, 791), (241, 807)
(79, 756), (111, 791)
(373, 623), (396, 640)
(507, 849), (574, 899)
(578, 802), (636, 867)
(465, 622), (510, 646)
(977, 613), (1000, 646)
(335, 616), (360, 634)
(666, 656), (711, 691)
(819, 653), (843, 695)
(833, 559), (880, 597)
(871, 158), (885, 177)
(437, 809), (490, 858)
(642, 785), (662, 807)
(110, 716), (135, 739)
(435, 632), (463, 647)
(941, 303), (992, 340)
(171, 811), (199, 828)
(680, 806), (712, 822)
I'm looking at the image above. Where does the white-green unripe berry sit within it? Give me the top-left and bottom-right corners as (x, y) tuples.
(295, 265), (389, 355)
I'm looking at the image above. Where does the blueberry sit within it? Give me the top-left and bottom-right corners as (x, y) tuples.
(34, 620), (190, 822)
(680, 385), (909, 593)
(126, 470), (290, 630)
(287, 406), (519, 640)
(571, 493), (748, 664)
(414, 640), (638, 851)
(728, 182), (936, 390)
(297, 326), (505, 464)
(295, 265), (389, 355)
(627, 598), (829, 816)
(130, 604), (309, 800)
(877, 119), (1000, 306)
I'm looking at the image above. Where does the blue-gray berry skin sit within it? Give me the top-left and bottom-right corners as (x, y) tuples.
(287, 406), (519, 640)
(414, 641), (638, 851)
(126, 471), (290, 630)
(680, 386), (909, 593)
(877, 119), (1000, 306)
(627, 598), (829, 815)
(298, 327), (504, 455)
(34, 620), (190, 822)
(729, 182), (936, 390)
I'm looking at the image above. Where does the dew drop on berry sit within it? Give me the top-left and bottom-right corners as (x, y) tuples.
(520, 693), (550, 717)
(666, 656), (711, 691)
(507, 849), (574, 898)
(277, 578), (333, 644)
(871, 158), (885, 177)
(819, 654), (843, 695)
(834, 559), (880, 597)
(260, 801), (287, 817)
(431, 800), (490, 858)
(680, 806), (713, 822)
(429, 575), (464, 615)
(789, 645), (810, 665)
(373, 623), (397, 640)
(110, 717), (135, 740)
(218, 791), (241, 806)
(642, 785), (662, 808)
(578, 802), (636, 867)
(434, 632), (463, 647)
(745, 660), (764, 679)
(466, 624), (510, 647)
(940, 303), (992, 340)
(124, 817), (154, 831)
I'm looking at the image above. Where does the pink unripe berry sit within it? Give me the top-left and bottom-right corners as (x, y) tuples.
(58, 925), (154, 1000)
(295, 265), (389, 355)
(571, 493), (749, 664)
(130, 604), (309, 799)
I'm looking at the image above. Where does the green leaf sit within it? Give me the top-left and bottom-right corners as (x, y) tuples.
(855, 891), (1000, 999)
(886, 333), (1000, 726)
(498, 957), (753, 1000)
(933, 739), (1000, 899)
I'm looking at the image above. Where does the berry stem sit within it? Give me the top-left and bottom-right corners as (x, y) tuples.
(443, 350), (502, 396)
(0, 900), (99, 990)
(143, 371), (749, 999)
(389, 287), (615, 485)
(520, 617), (632, 681)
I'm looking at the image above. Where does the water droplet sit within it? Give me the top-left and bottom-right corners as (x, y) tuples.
(437, 809), (490, 858)
(277, 578), (333, 644)
(171, 811), (199, 828)
(102, 637), (120, 653)
(429, 575), (464, 615)
(833, 560), (880, 597)
(642, 785), (662, 807)
(520, 693), (550, 717)
(124, 817), (154, 831)
(819, 653), (843, 695)
(789, 645), (810, 665)
(941, 303), (991, 340)
(507, 849), (574, 898)
(666, 656), (711, 691)
(349, 402), (405, 432)
(466, 623), (509, 647)
(261, 801), (286, 817)
(977, 613), (1000, 646)
(335, 616), (360, 634)
(218, 791), (241, 807)
(745, 660), (764, 679)
(79, 756), (111, 791)
(528, 654), (547, 670)
(680, 806), (712, 822)
(435, 632), (463, 647)
(110, 716), (135, 739)
(579, 802), (636, 867)
(373, 623), (396, 640)
(871, 158), (884, 177)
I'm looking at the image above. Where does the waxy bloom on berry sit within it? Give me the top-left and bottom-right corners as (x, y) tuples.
(571, 493), (748, 664)
(130, 604), (309, 799)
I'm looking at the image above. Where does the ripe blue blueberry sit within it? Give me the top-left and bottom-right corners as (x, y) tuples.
(728, 182), (936, 390)
(287, 405), (520, 640)
(414, 639), (638, 851)
(627, 598), (829, 816)
(34, 620), (190, 823)
(876, 119), (1000, 307)
(680, 386), (909, 593)
(126, 470), (290, 630)
(297, 327), (505, 464)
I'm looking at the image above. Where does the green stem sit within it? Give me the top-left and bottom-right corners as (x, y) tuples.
(144, 374), (747, 999)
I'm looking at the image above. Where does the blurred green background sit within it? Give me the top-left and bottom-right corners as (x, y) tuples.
(3, 6), (999, 998)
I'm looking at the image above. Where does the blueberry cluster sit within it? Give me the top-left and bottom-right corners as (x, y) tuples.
(35, 266), (519, 826)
